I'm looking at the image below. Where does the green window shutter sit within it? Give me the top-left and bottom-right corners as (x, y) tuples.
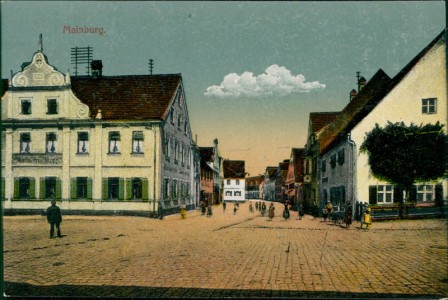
(369, 186), (377, 205)
(1, 177), (5, 200)
(71, 178), (77, 199)
(102, 178), (108, 200)
(55, 178), (62, 200)
(119, 178), (125, 200)
(142, 178), (149, 201)
(40, 178), (46, 199)
(29, 178), (36, 199)
(14, 178), (20, 199)
(393, 186), (403, 204)
(87, 178), (93, 200)
(126, 178), (133, 200)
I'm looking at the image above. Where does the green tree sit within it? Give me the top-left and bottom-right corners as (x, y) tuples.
(360, 121), (446, 217)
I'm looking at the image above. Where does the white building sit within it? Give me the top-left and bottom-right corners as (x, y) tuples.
(223, 160), (245, 202)
(1, 37), (199, 216)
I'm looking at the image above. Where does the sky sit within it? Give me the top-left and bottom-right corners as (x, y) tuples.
(1, 1), (445, 176)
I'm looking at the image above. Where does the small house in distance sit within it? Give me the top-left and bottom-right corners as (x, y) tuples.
(223, 160), (245, 202)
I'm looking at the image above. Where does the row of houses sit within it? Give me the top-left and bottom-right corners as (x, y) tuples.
(1, 36), (249, 216)
(258, 29), (447, 216)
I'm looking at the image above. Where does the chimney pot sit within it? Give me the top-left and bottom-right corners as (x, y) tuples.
(91, 60), (103, 78)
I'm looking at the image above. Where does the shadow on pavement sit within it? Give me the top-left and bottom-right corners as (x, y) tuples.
(4, 282), (443, 299)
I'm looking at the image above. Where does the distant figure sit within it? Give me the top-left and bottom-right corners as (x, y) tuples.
(249, 202), (254, 213)
(322, 208), (329, 222)
(233, 203), (238, 215)
(261, 202), (267, 216)
(223, 201), (227, 212)
(345, 205), (353, 229)
(46, 200), (62, 238)
(201, 201), (206, 215)
(325, 201), (333, 220)
(255, 202), (259, 211)
(207, 204), (213, 217)
(283, 203), (290, 220)
(268, 203), (275, 221)
(360, 207), (372, 229)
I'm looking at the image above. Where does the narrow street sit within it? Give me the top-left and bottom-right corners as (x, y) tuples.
(3, 201), (447, 298)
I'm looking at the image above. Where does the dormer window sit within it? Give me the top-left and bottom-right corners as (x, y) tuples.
(47, 99), (58, 115)
(21, 100), (32, 115)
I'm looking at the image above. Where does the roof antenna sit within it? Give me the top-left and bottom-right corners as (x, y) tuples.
(39, 34), (43, 52)
(149, 59), (154, 75)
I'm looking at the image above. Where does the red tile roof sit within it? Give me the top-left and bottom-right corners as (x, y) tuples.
(223, 160), (245, 178)
(309, 112), (340, 133)
(265, 167), (277, 179)
(319, 29), (446, 155)
(292, 148), (305, 182)
(70, 74), (182, 121)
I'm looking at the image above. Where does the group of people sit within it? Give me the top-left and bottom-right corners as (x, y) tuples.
(322, 201), (372, 229)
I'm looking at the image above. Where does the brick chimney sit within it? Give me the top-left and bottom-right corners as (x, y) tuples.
(350, 89), (358, 101)
(91, 60), (103, 78)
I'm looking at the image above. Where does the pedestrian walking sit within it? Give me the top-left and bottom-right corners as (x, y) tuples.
(360, 207), (372, 229)
(222, 201), (227, 212)
(261, 202), (266, 216)
(283, 203), (290, 220)
(201, 201), (206, 215)
(207, 204), (213, 217)
(233, 203), (238, 215)
(322, 208), (329, 222)
(255, 202), (259, 211)
(46, 200), (62, 238)
(249, 202), (254, 213)
(345, 205), (353, 229)
(268, 203), (275, 221)
(325, 201), (333, 220)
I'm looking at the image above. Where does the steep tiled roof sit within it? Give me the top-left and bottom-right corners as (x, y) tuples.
(199, 147), (214, 163)
(292, 148), (305, 181)
(70, 74), (181, 121)
(265, 167), (277, 179)
(319, 29), (446, 155)
(278, 160), (290, 182)
(246, 175), (264, 186)
(223, 160), (245, 178)
(310, 112), (340, 133)
(319, 69), (391, 154)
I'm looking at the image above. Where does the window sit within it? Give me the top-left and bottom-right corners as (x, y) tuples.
(170, 107), (174, 124)
(78, 132), (89, 154)
(77, 177), (88, 199)
(163, 178), (170, 199)
(330, 154), (336, 169)
(108, 178), (119, 199)
(181, 143), (184, 165)
(47, 99), (58, 114)
(21, 100), (31, 115)
(163, 134), (170, 157)
(184, 121), (188, 132)
(109, 131), (121, 154)
(377, 185), (393, 204)
(236, 179), (240, 185)
(225, 191), (232, 196)
(131, 178), (142, 199)
(46, 132), (57, 153)
(20, 133), (31, 153)
(227, 179), (230, 185)
(174, 141), (178, 163)
(417, 185), (434, 202)
(422, 98), (437, 114)
(321, 160), (326, 173)
(337, 149), (345, 165)
(172, 180), (178, 199)
(45, 177), (57, 199)
(329, 186), (346, 206)
(235, 191), (241, 197)
(132, 131), (144, 154)
(178, 115), (182, 129)
(19, 177), (31, 199)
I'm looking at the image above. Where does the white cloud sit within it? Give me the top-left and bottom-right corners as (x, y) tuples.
(204, 64), (325, 98)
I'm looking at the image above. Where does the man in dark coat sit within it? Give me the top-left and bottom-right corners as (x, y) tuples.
(46, 200), (62, 238)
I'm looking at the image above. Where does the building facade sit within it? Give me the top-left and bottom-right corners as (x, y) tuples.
(285, 148), (305, 207)
(222, 160), (245, 202)
(1, 39), (199, 216)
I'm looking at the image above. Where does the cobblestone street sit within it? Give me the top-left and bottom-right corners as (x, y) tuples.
(3, 201), (448, 298)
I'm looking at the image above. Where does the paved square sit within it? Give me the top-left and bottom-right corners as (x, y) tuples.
(3, 202), (448, 298)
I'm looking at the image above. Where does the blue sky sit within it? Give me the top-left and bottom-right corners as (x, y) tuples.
(1, 1), (445, 175)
